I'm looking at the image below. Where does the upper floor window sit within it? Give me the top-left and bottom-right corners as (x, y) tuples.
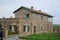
(26, 14), (29, 18)
(41, 16), (43, 20)
(48, 17), (52, 22)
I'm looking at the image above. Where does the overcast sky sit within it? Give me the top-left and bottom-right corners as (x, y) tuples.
(0, 0), (60, 24)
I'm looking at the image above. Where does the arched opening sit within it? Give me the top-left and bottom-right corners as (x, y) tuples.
(8, 25), (18, 35)
(34, 26), (36, 33)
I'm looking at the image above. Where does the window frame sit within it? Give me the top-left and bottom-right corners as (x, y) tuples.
(41, 16), (43, 20)
(23, 25), (26, 32)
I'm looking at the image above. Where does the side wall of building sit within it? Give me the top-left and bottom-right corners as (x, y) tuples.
(14, 8), (53, 35)
(31, 13), (49, 34)
(14, 8), (32, 35)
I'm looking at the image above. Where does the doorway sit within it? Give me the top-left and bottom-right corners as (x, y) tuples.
(34, 26), (36, 33)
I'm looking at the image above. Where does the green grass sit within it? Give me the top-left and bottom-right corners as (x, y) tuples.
(18, 33), (60, 40)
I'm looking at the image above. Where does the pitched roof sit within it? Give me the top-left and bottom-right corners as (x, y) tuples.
(13, 6), (53, 17)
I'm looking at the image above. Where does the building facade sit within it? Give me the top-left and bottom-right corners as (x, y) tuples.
(2, 6), (53, 37)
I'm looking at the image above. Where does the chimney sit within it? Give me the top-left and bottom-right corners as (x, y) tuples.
(10, 16), (13, 18)
(39, 10), (41, 12)
(2, 17), (5, 21)
(2, 17), (5, 19)
(31, 6), (33, 10)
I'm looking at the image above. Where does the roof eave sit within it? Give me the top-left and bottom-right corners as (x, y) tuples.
(13, 6), (54, 17)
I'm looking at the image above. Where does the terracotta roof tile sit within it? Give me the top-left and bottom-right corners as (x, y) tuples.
(13, 6), (53, 17)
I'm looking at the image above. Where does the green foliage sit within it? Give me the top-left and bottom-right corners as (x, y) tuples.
(53, 24), (60, 29)
(18, 33), (60, 40)
(0, 24), (2, 28)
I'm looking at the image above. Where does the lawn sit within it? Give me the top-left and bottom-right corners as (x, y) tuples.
(18, 33), (60, 40)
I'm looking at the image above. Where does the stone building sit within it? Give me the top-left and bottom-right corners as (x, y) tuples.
(2, 6), (53, 37)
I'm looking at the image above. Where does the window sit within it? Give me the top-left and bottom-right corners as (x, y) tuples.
(48, 17), (52, 22)
(12, 26), (15, 32)
(28, 25), (30, 32)
(9, 25), (18, 32)
(14, 25), (17, 32)
(26, 14), (29, 18)
(41, 16), (43, 20)
(23, 25), (26, 32)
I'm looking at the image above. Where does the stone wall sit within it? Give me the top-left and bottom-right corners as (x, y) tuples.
(14, 8), (53, 35)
